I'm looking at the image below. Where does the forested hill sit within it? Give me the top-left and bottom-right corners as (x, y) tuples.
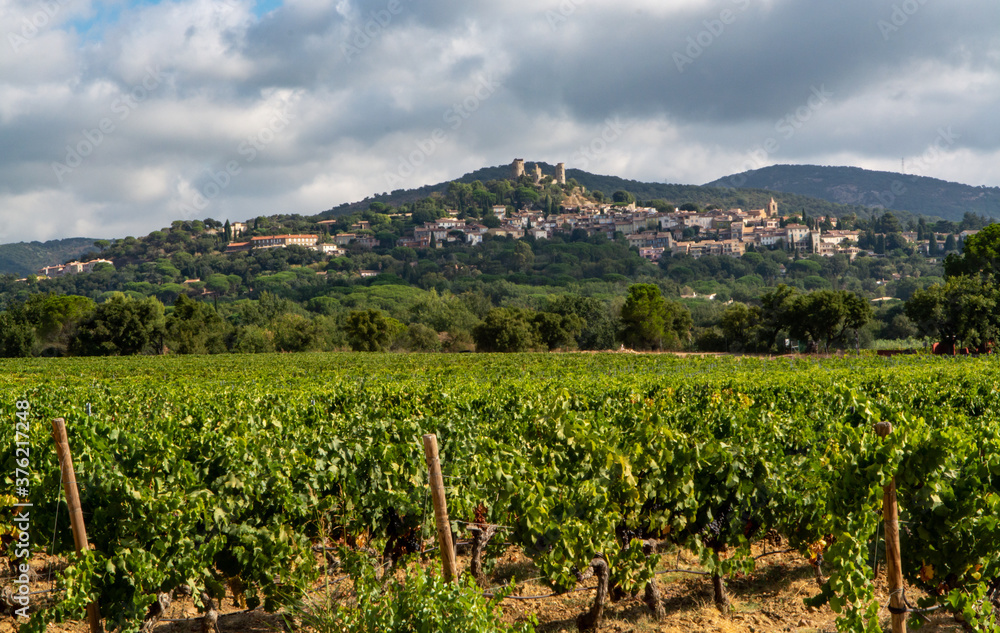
(705, 164), (1000, 222)
(322, 163), (888, 223)
(0, 238), (98, 277)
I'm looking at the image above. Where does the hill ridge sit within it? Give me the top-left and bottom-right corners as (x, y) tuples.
(705, 164), (1000, 221)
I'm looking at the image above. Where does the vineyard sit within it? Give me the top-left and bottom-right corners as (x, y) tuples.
(3, 353), (1000, 631)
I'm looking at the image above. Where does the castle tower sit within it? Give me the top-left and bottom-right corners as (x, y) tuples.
(767, 197), (778, 217)
(511, 159), (525, 179)
(533, 164), (542, 184)
(555, 163), (566, 185)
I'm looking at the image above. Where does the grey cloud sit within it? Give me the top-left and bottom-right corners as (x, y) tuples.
(2, 0), (1000, 241)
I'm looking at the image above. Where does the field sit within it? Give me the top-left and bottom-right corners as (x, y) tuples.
(2, 353), (1000, 632)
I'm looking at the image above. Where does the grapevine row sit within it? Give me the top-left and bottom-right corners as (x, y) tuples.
(2, 353), (1000, 631)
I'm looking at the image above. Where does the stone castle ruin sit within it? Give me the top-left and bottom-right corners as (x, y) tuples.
(510, 159), (566, 185)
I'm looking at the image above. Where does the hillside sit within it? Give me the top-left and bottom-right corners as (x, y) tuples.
(0, 238), (99, 277)
(320, 162), (885, 223)
(705, 164), (1000, 222)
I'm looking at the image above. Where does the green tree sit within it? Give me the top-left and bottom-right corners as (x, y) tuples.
(944, 223), (1000, 279)
(532, 311), (583, 351)
(620, 284), (691, 350)
(757, 284), (798, 351)
(205, 273), (235, 295)
(473, 308), (538, 352)
(271, 313), (322, 352)
(24, 294), (95, 352)
(719, 302), (761, 352)
(905, 284), (947, 342)
(840, 291), (873, 351)
(344, 309), (404, 352)
(166, 294), (230, 354)
(548, 295), (617, 350)
(513, 187), (540, 210)
(72, 293), (165, 356)
(240, 292), (296, 327)
(612, 190), (635, 205)
(482, 215), (502, 229)
(785, 290), (872, 352)
(0, 303), (35, 357)
(232, 325), (275, 353)
(402, 323), (441, 352)
(906, 276), (999, 351)
(504, 241), (535, 273)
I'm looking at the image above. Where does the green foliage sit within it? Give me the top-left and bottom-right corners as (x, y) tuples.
(906, 275), (999, 350)
(620, 284), (691, 350)
(344, 309), (404, 352)
(271, 313), (322, 352)
(0, 303), (35, 357)
(612, 190), (635, 205)
(944, 223), (1000, 279)
(166, 294), (229, 354)
(8, 354), (1000, 631)
(402, 322), (441, 352)
(232, 324), (275, 353)
(294, 555), (534, 633)
(71, 293), (165, 356)
(473, 308), (539, 352)
(513, 187), (540, 209)
(719, 302), (760, 352)
(786, 290), (872, 352)
(532, 311), (583, 351)
(548, 295), (617, 350)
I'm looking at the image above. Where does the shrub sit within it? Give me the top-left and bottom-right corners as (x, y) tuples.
(291, 557), (535, 633)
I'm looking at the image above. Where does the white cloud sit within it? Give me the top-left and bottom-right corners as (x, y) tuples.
(1, 0), (999, 241)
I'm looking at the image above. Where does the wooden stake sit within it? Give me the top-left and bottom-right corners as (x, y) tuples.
(52, 418), (102, 633)
(422, 434), (458, 583)
(875, 421), (906, 633)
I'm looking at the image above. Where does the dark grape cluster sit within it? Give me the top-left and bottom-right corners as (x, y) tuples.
(383, 510), (422, 561)
(702, 503), (732, 550)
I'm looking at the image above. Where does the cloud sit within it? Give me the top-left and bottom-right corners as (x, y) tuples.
(1, 0), (999, 242)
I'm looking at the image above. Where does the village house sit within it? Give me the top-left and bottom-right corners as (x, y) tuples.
(224, 234), (319, 254)
(38, 259), (115, 278)
(250, 234), (319, 249)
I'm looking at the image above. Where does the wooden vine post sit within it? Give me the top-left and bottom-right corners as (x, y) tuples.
(875, 420), (906, 633)
(52, 418), (102, 633)
(422, 434), (458, 583)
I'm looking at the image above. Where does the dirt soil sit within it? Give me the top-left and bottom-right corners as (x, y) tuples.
(1, 545), (968, 632)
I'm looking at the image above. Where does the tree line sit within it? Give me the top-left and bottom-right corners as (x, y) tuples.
(0, 280), (880, 357)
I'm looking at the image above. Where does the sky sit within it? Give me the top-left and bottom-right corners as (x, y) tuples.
(1, 0), (999, 242)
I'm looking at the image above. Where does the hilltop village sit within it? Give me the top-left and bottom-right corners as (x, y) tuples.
(33, 159), (977, 285)
(227, 159), (970, 262)
(4, 158), (999, 360)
